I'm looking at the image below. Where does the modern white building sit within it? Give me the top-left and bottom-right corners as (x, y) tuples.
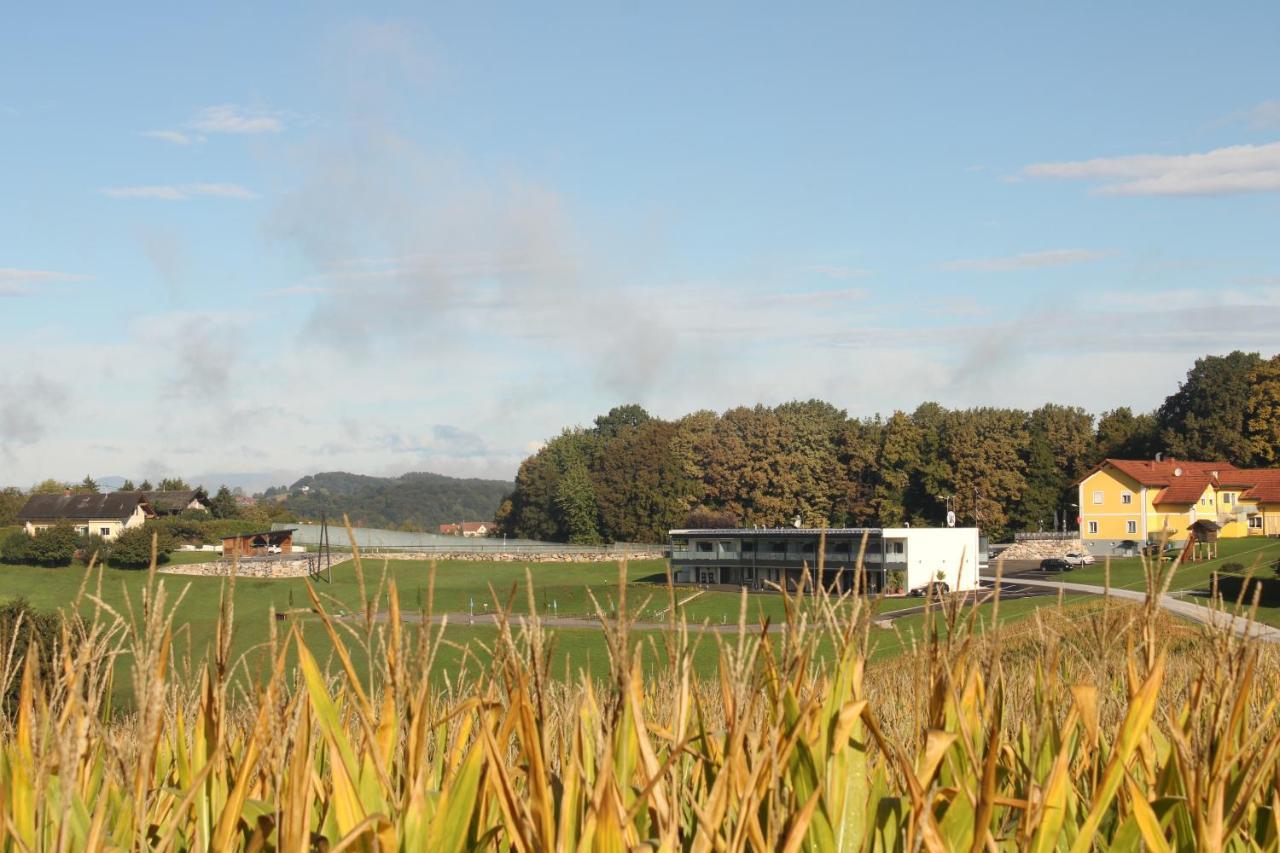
(668, 526), (981, 594)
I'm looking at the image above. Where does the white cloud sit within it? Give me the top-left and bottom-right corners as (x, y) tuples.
(142, 129), (198, 145)
(101, 183), (257, 200)
(941, 249), (1104, 272)
(188, 104), (285, 134)
(1024, 141), (1280, 196)
(0, 268), (90, 296)
(1247, 100), (1280, 128)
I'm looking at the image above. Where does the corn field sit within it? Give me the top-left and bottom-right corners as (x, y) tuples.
(0, 547), (1278, 850)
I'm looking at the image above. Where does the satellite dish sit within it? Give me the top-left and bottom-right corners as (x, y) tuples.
(792, 515), (802, 529)
(946, 510), (956, 528)
(1174, 467), (1183, 477)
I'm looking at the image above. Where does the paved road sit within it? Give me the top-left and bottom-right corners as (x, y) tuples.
(986, 576), (1280, 643)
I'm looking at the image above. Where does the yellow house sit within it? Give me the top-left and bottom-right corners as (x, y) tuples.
(1077, 458), (1280, 554)
(17, 492), (155, 542)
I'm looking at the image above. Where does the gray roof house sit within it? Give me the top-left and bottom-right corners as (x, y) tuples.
(17, 492), (156, 541)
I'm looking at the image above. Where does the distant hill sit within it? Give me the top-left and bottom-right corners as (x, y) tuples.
(274, 471), (512, 532)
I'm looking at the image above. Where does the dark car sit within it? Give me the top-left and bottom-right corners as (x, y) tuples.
(908, 581), (951, 598)
(1039, 557), (1070, 572)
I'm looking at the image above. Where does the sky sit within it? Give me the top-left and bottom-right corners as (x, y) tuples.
(2, 2), (1279, 490)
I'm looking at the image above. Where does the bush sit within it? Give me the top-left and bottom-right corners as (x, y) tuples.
(0, 598), (65, 714)
(76, 532), (110, 565)
(684, 507), (739, 529)
(0, 531), (32, 564)
(108, 526), (175, 568)
(27, 523), (78, 567)
(1220, 562), (1245, 574)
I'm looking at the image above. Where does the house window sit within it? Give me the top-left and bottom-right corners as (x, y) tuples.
(100, 527), (110, 537)
(1126, 520), (1137, 534)
(885, 541), (905, 555)
(78, 526), (89, 535)
(1223, 493), (1234, 505)
(1092, 491), (1104, 505)
(1121, 493), (1132, 505)
(696, 541), (713, 553)
(1250, 516), (1264, 529)
(1088, 521), (1099, 534)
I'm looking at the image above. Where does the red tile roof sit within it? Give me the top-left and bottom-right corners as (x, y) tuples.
(1086, 458), (1280, 506)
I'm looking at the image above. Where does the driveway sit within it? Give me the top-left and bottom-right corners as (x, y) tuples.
(987, 576), (1280, 644)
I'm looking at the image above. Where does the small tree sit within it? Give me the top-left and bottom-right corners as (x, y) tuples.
(78, 476), (100, 494)
(158, 477), (191, 492)
(208, 485), (238, 519)
(119, 479), (136, 492)
(109, 526), (175, 568)
(138, 480), (153, 491)
(28, 523), (78, 566)
(1, 531), (32, 564)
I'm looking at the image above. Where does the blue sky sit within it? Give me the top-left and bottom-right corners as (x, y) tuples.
(3, 2), (1279, 489)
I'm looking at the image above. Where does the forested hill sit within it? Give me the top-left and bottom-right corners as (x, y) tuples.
(496, 351), (1280, 544)
(272, 471), (513, 531)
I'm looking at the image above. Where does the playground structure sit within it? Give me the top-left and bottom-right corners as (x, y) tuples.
(1179, 519), (1221, 563)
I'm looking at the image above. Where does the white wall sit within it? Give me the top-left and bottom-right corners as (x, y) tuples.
(884, 527), (981, 592)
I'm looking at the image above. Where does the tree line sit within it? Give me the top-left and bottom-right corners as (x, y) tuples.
(495, 351), (1280, 544)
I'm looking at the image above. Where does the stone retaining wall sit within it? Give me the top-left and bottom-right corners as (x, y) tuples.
(158, 550), (665, 578)
(997, 538), (1085, 561)
(158, 557), (315, 579)
(356, 550), (664, 564)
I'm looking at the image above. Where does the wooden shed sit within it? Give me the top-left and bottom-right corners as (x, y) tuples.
(221, 529), (296, 559)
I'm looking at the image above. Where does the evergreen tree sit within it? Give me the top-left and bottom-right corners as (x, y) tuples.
(119, 479), (136, 492)
(554, 461), (602, 544)
(78, 476), (99, 494)
(209, 485), (239, 519)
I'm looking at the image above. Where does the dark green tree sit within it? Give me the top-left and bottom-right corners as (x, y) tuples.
(208, 485), (239, 519)
(1157, 351), (1262, 464)
(1095, 407), (1161, 461)
(78, 476), (100, 494)
(591, 404), (653, 438)
(872, 412), (922, 525)
(138, 479), (154, 491)
(119, 479), (136, 492)
(157, 477), (191, 491)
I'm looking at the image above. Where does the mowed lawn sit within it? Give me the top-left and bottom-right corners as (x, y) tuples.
(0, 554), (1099, 706)
(1017, 537), (1280, 627)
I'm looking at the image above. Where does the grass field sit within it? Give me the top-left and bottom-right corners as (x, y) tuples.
(1031, 537), (1280, 626)
(0, 553), (1085, 706)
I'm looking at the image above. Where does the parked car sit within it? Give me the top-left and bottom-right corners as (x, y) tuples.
(908, 581), (950, 598)
(1063, 551), (1095, 567)
(266, 544), (283, 555)
(1039, 557), (1070, 572)
(1141, 542), (1177, 558)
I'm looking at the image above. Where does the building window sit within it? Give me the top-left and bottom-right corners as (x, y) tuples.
(741, 540), (756, 553)
(1250, 516), (1264, 529)
(1126, 520), (1137, 534)
(1092, 491), (1104, 505)
(696, 541), (713, 553)
(100, 527), (110, 537)
(1121, 493), (1132, 505)
(885, 541), (904, 555)
(78, 526), (89, 535)
(1088, 521), (1099, 534)
(1223, 493), (1234, 505)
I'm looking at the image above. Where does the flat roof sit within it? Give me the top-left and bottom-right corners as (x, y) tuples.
(221, 528), (297, 539)
(668, 527), (976, 536)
